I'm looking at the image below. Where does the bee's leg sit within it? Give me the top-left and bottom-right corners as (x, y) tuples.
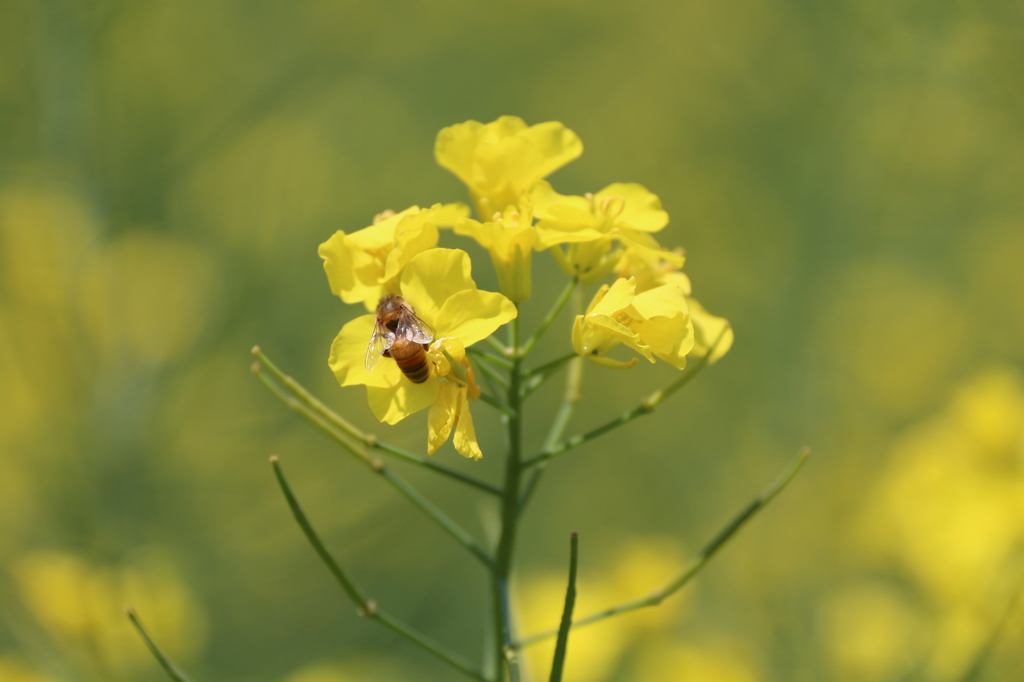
(422, 344), (430, 350)
(383, 349), (392, 358)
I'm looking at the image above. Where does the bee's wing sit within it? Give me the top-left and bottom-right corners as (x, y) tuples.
(365, 321), (395, 371)
(397, 308), (433, 344)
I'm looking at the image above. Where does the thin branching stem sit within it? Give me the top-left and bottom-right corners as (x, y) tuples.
(252, 348), (499, 495)
(549, 533), (579, 682)
(473, 355), (511, 391)
(255, 372), (493, 566)
(520, 278), (578, 358)
(524, 353), (578, 381)
(521, 328), (729, 470)
(485, 335), (511, 356)
(515, 449), (810, 648)
(126, 609), (196, 682)
(270, 457), (488, 682)
(468, 346), (514, 370)
(519, 352), (578, 400)
(478, 391), (511, 415)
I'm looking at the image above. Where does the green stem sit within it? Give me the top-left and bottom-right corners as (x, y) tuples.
(478, 392), (511, 415)
(271, 457), (488, 681)
(519, 353), (578, 400)
(473, 355), (511, 391)
(520, 278), (578, 358)
(491, 314), (524, 681)
(126, 609), (196, 682)
(514, 448), (810, 648)
(519, 356), (583, 513)
(252, 348), (500, 496)
(256, 372), (493, 566)
(486, 335), (512, 356)
(549, 533), (579, 682)
(524, 353), (578, 381)
(521, 328), (729, 470)
(468, 346), (514, 370)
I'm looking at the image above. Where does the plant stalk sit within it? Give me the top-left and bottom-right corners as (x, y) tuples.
(252, 348), (500, 495)
(514, 448), (810, 648)
(491, 313), (524, 681)
(271, 456), (488, 681)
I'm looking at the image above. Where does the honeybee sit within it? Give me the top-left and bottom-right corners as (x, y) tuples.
(366, 294), (434, 383)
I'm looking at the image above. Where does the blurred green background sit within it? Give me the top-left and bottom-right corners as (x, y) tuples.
(2, 1), (1024, 681)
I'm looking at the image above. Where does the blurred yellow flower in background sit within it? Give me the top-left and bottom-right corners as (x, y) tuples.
(279, 661), (402, 682)
(79, 232), (218, 367)
(328, 248), (515, 458)
(519, 537), (688, 682)
(633, 639), (762, 682)
(12, 550), (206, 679)
(820, 581), (927, 681)
(435, 116), (583, 219)
(319, 203), (469, 308)
(0, 658), (56, 682)
(854, 367), (1024, 678)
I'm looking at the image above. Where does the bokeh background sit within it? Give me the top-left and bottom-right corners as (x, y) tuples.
(2, 1), (1024, 681)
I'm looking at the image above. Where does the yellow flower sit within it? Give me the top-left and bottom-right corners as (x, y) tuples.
(614, 246), (690, 295)
(318, 203), (468, 308)
(328, 248), (516, 459)
(689, 298), (733, 364)
(435, 116), (583, 218)
(453, 204), (538, 302)
(615, 247), (733, 363)
(572, 277), (694, 369)
(530, 180), (670, 284)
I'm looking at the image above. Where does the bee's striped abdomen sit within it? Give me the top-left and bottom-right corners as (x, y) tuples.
(390, 339), (430, 383)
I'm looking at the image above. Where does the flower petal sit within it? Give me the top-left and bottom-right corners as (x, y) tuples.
(434, 120), (488, 187)
(628, 284), (689, 321)
(590, 278), (636, 317)
(453, 389), (483, 461)
(319, 232), (383, 304)
(452, 218), (495, 250)
(521, 121), (584, 182)
(597, 183), (668, 233)
(400, 249), (476, 326)
(689, 298), (733, 364)
(588, 355), (640, 369)
(429, 202), (470, 227)
(433, 289), (517, 347)
(329, 315), (397, 388)
(366, 379), (438, 425)
(629, 285), (694, 368)
(383, 212), (440, 283)
(427, 381), (459, 454)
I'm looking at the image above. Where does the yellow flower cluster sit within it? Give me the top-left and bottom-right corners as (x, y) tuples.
(319, 116), (732, 458)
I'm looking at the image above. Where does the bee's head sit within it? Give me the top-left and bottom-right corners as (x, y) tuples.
(376, 294), (405, 318)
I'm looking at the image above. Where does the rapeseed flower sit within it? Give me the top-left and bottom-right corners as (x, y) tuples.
(572, 277), (694, 369)
(328, 248), (516, 459)
(615, 247), (733, 363)
(318, 203), (468, 309)
(454, 204), (538, 302)
(435, 116), (582, 218)
(614, 246), (690, 295)
(530, 181), (670, 284)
